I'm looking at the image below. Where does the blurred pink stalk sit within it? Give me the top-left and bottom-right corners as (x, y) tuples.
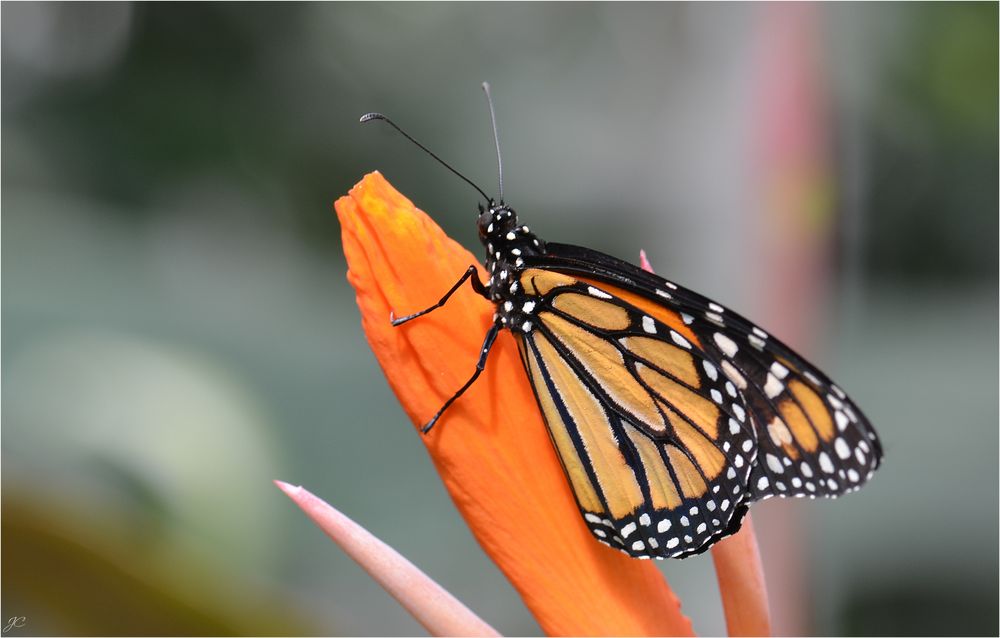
(747, 3), (834, 634)
(275, 481), (500, 637)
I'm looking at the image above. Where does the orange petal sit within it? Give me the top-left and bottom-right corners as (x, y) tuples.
(336, 172), (693, 637)
(637, 251), (772, 637)
(275, 481), (499, 637)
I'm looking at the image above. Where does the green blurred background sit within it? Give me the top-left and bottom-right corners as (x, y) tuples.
(2, 2), (997, 636)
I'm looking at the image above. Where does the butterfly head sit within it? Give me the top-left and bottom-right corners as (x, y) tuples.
(477, 200), (545, 305)
(477, 201), (519, 243)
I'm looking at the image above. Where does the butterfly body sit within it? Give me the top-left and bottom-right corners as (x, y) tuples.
(477, 203), (546, 331)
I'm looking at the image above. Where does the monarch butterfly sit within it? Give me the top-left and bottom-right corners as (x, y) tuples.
(361, 84), (882, 560)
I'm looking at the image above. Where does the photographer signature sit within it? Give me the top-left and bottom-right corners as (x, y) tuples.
(2, 617), (26, 634)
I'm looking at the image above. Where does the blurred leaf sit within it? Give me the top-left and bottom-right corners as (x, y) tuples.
(2, 498), (319, 636)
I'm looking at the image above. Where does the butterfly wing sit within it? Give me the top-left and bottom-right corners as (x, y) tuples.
(526, 243), (883, 504)
(513, 267), (755, 559)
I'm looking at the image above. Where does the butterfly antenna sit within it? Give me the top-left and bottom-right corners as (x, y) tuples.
(360, 112), (491, 202)
(481, 82), (503, 203)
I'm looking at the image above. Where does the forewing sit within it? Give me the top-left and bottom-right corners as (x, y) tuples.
(515, 269), (755, 558)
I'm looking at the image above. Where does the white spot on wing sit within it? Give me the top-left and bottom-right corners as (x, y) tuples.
(768, 418), (793, 446)
(670, 331), (691, 349)
(714, 333), (738, 357)
(702, 361), (718, 380)
(766, 453), (784, 474)
(642, 316), (656, 334)
(587, 286), (612, 299)
(721, 360), (747, 389)
(819, 452), (834, 473)
(764, 373), (784, 399)
(835, 411), (849, 431)
(732, 403), (746, 422)
(835, 437), (851, 459)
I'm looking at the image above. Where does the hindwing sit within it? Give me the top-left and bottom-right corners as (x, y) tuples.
(515, 268), (756, 558)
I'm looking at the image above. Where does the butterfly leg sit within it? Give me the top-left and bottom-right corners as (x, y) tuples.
(391, 265), (490, 326)
(421, 322), (501, 434)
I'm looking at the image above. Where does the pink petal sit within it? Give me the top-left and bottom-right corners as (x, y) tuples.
(275, 480), (500, 637)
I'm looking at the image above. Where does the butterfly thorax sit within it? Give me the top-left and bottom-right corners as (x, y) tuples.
(477, 202), (546, 333)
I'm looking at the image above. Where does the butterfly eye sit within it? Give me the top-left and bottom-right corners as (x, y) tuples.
(477, 209), (494, 237)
